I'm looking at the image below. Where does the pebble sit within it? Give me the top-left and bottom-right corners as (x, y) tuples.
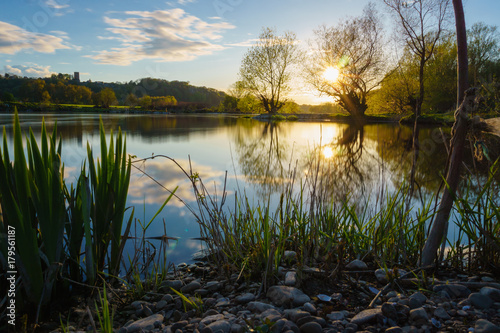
(207, 320), (231, 333)
(475, 319), (500, 333)
(480, 287), (500, 302)
(346, 259), (368, 270)
(299, 321), (322, 333)
(285, 271), (298, 286)
(434, 307), (451, 320)
(350, 308), (382, 325)
(468, 292), (494, 309)
(433, 284), (471, 298)
(409, 307), (429, 325)
(181, 281), (202, 294)
(120, 314), (164, 333)
(235, 293), (256, 304)
(267, 286), (311, 307)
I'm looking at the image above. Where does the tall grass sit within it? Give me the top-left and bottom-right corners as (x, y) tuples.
(0, 112), (135, 319)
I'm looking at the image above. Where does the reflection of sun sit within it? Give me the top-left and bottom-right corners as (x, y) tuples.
(322, 146), (334, 159)
(322, 66), (340, 82)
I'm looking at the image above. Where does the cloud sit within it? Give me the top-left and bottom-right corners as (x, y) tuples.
(226, 38), (260, 47)
(178, 0), (196, 4)
(0, 21), (70, 55)
(2, 64), (56, 77)
(87, 8), (235, 65)
(44, 0), (73, 16)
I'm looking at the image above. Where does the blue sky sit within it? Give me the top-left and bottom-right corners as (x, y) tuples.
(1, 0), (499, 104)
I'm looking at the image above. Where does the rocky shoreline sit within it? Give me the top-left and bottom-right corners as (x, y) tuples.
(48, 253), (500, 333)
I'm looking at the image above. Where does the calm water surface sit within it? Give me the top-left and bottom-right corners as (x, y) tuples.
(0, 113), (460, 264)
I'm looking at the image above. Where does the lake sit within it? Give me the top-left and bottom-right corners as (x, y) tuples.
(0, 112), (478, 265)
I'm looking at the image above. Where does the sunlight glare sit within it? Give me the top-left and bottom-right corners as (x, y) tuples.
(322, 146), (334, 159)
(322, 66), (340, 82)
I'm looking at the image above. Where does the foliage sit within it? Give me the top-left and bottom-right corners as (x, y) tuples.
(238, 27), (301, 114)
(305, 3), (385, 119)
(86, 118), (133, 282)
(0, 112), (134, 318)
(95, 285), (114, 333)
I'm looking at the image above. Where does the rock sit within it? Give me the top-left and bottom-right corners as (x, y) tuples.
(123, 314), (164, 333)
(346, 259), (368, 270)
(248, 301), (276, 313)
(350, 308), (382, 326)
(480, 287), (500, 302)
(284, 251), (297, 262)
(374, 269), (406, 283)
(267, 286), (311, 307)
(162, 280), (183, 290)
(181, 281), (202, 294)
(475, 319), (500, 333)
(200, 314), (225, 326)
(261, 309), (283, 323)
(433, 284), (471, 298)
(271, 319), (288, 333)
(327, 311), (347, 321)
(207, 320), (231, 333)
(206, 281), (224, 292)
(302, 303), (316, 314)
(285, 271), (298, 286)
(468, 292), (493, 309)
(171, 320), (188, 332)
(285, 309), (310, 323)
(385, 327), (403, 333)
(408, 292), (427, 308)
(215, 298), (231, 307)
(433, 307), (451, 320)
(235, 293), (255, 304)
(299, 321), (322, 333)
(382, 302), (398, 320)
(409, 307), (428, 325)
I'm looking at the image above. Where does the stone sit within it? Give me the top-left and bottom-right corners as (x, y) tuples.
(433, 284), (471, 298)
(327, 311), (347, 321)
(284, 251), (298, 262)
(162, 280), (183, 290)
(382, 302), (398, 320)
(346, 259), (368, 270)
(480, 287), (500, 302)
(207, 320), (231, 333)
(285, 309), (310, 323)
(155, 300), (168, 311)
(295, 315), (314, 327)
(267, 286), (311, 307)
(475, 319), (500, 333)
(261, 309), (283, 323)
(271, 319), (288, 333)
(215, 298), (231, 307)
(247, 301), (276, 313)
(200, 314), (225, 326)
(409, 307), (428, 325)
(171, 320), (188, 332)
(468, 292), (493, 309)
(181, 281), (202, 294)
(385, 327), (403, 333)
(123, 314), (164, 333)
(408, 292), (427, 308)
(350, 308), (382, 326)
(285, 271), (298, 286)
(206, 281), (224, 292)
(299, 321), (322, 333)
(433, 307), (451, 320)
(235, 293), (256, 304)
(302, 303), (316, 314)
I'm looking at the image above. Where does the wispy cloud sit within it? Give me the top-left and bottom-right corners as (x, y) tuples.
(44, 0), (73, 16)
(2, 64), (56, 77)
(178, 0), (196, 4)
(87, 8), (235, 66)
(0, 21), (70, 54)
(226, 38), (260, 47)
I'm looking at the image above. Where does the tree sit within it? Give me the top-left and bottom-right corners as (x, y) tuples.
(98, 88), (117, 108)
(468, 22), (500, 85)
(238, 27), (301, 114)
(305, 4), (385, 120)
(382, 0), (451, 117)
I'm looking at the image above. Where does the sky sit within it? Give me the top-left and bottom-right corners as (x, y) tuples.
(1, 0), (499, 104)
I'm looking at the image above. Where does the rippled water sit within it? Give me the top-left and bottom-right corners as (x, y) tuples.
(1, 113), (477, 264)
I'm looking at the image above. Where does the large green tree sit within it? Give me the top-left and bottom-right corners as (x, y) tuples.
(305, 3), (385, 120)
(238, 27), (301, 114)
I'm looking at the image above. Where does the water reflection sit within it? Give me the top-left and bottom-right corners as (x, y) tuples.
(0, 113), (495, 264)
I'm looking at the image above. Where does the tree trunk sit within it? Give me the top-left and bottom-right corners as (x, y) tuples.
(421, 0), (469, 267)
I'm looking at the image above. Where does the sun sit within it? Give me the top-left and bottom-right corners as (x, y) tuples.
(322, 146), (334, 159)
(322, 66), (340, 82)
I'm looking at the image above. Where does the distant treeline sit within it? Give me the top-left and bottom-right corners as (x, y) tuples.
(0, 74), (227, 109)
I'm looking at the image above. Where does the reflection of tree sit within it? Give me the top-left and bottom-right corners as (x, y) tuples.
(304, 124), (370, 203)
(234, 121), (293, 198)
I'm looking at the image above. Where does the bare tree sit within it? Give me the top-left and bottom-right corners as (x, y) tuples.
(238, 27), (300, 114)
(306, 3), (385, 121)
(382, 0), (451, 117)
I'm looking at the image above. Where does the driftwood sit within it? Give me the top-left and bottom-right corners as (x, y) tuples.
(474, 116), (500, 137)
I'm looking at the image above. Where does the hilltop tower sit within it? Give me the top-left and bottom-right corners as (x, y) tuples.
(74, 72), (80, 83)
